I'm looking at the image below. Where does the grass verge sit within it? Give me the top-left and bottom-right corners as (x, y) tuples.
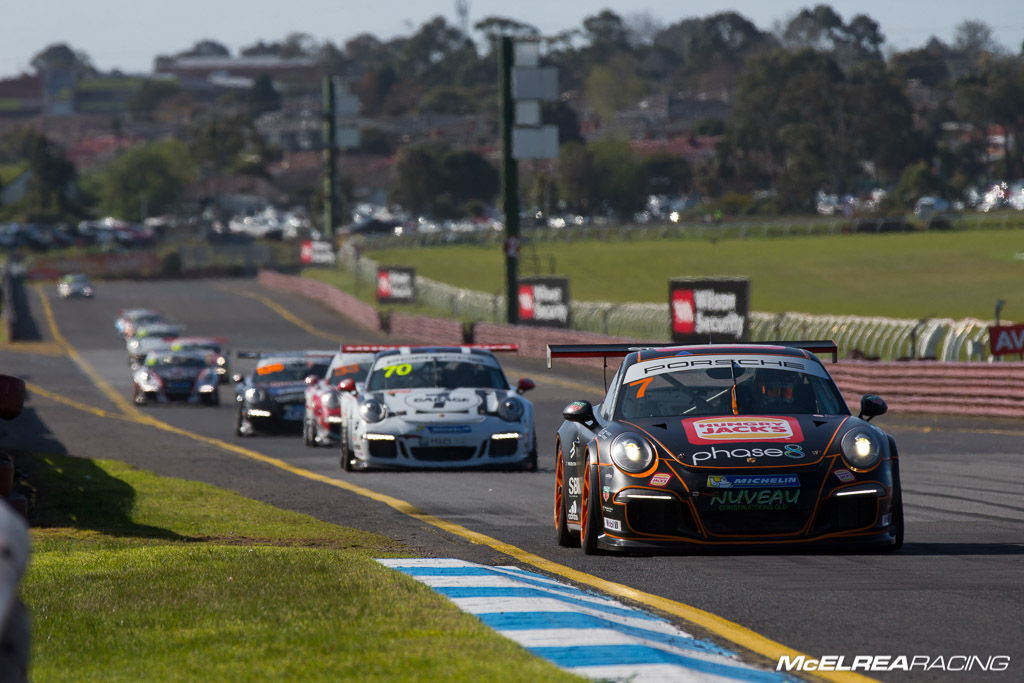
(360, 227), (1024, 320)
(22, 453), (578, 682)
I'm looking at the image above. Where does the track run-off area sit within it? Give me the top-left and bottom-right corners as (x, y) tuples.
(4, 277), (1022, 682)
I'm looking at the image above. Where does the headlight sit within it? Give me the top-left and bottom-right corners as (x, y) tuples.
(216, 356), (227, 366)
(841, 428), (882, 469)
(610, 432), (655, 473)
(497, 397), (525, 422)
(244, 387), (266, 403)
(360, 399), (387, 423)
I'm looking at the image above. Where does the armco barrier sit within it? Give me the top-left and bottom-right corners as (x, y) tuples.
(257, 270), (381, 332)
(258, 270), (1024, 418)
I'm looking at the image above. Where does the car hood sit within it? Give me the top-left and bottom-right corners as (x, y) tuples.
(623, 414), (850, 469)
(154, 366), (204, 382)
(370, 387), (511, 423)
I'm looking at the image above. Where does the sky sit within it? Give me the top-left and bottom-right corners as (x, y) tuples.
(6, 1), (1024, 77)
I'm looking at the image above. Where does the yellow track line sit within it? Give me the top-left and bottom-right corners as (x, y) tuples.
(31, 280), (873, 682)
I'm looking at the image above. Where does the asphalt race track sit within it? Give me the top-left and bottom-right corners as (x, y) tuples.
(4, 277), (1023, 681)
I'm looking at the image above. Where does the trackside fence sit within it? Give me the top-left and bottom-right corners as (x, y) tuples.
(336, 248), (998, 362)
(260, 268), (1024, 418)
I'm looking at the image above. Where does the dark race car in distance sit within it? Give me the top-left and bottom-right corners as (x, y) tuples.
(549, 340), (902, 554)
(171, 337), (230, 382)
(57, 273), (95, 299)
(132, 350), (220, 405)
(233, 351), (334, 436)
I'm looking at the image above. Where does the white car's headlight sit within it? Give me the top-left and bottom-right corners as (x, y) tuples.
(497, 397), (525, 422)
(360, 399), (387, 423)
(610, 432), (655, 473)
(841, 428), (882, 469)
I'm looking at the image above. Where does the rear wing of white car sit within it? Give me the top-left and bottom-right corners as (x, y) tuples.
(341, 344), (518, 354)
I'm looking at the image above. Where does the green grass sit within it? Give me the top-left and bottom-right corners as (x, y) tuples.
(363, 227), (1024, 320)
(23, 453), (578, 682)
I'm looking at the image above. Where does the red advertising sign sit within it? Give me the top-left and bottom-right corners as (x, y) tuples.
(376, 266), (415, 303)
(516, 277), (569, 327)
(989, 324), (1024, 356)
(682, 416), (804, 444)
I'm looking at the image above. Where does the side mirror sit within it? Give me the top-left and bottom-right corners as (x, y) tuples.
(516, 377), (535, 394)
(0, 374), (26, 420)
(304, 375), (318, 385)
(337, 378), (357, 393)
(231, 373), (243, 384)
(859, 394), (887, 421)
(562, 400), (595, 425)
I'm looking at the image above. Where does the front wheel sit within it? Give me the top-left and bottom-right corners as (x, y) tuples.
(580, 459), (602, 555)
(554, 444), (580, 548)
(302, 415), (316, 447)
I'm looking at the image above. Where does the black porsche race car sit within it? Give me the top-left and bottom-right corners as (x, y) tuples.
(549, 341), (902, 554)
(233, 350), (334, 436)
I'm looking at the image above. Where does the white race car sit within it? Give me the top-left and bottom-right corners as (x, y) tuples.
(339, 345), (536, 471)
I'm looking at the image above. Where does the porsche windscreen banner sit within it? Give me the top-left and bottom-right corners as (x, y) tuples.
(518, 277), (570, 327)
(669, 277), (750, 343)
(376, 266), (416, 303)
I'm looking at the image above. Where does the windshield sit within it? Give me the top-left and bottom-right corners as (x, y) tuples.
(366, 356), (508, 391)
(255, 360), (330, 383)
(330, 362), (370, 383)
(148, 355), (207, 369)
(617, 356), (848, 419)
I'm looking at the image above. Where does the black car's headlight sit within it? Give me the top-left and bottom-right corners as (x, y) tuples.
(360, 399), (387, 423)
(610, 432), (655, 473)
(841, 428), (882, 470)
(244, 387), (266, 404)
(497, 397), (525, 422)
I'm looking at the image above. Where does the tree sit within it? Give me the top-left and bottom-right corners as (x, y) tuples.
(1, 131), (80, 222)
(954, 55), (1024, 179)
(176, 40), (230, 58)
(87, 140), (197, 220)
(584, 54), (647, 121)
(779, 6), (884, 69)
(128, 79), (182, 117)
(30, 43), (95, 76)
(389, 141), (498, 217)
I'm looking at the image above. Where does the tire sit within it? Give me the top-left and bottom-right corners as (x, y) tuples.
(302, 415), (316, 447)
(235, 408), (250, 437)
(885, 463), (905, 552)
(580, 458), (602, 555)
(522, 433), (538, 472)
(201, 392), (219, 407)
(341, 442), (356, 471)
(554, 444), (580, 548)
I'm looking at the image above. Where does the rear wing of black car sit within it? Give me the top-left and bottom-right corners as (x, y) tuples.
(546, 340), (838, 367)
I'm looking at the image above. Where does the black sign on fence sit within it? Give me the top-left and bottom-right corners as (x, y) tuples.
(669, 277), (750, 343)
(517, 276), (570, 327)
(376, 266), (416, 303)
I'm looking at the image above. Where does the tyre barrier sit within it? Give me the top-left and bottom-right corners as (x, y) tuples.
(830, 361), (1024, 418)
(259, 270), (1024, 418)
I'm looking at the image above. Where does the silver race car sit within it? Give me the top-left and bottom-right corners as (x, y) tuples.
(339, 345), (536, 471)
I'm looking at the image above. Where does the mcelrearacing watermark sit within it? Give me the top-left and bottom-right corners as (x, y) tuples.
(777, 655), (1012, 673)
